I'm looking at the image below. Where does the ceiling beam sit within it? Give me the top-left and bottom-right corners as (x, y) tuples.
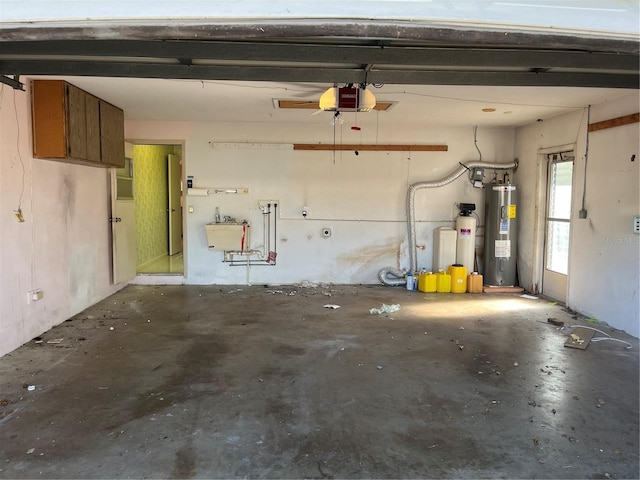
(0, 60), (636, 88)
(0, 22), (637, 55)
(368, 69), (639, 89)
(0, 60), (367, 83)
(0, 40), (637, 72)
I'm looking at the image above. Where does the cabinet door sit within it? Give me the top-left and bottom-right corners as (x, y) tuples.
(31, 80), (67, 159)
(66, 83), (88, 160)
(85, 93), (101, 163)
(100, 101), (125, 167)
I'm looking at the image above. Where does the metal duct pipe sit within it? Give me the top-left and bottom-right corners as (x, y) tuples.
(378, 267), (407, 287)
(378, 159), (518, 286)
(406, 160), (518, 273)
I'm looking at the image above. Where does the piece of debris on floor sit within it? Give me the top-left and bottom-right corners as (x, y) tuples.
(323, 304), (340, 309)
(369, 304), (400, 315)
(565, 327), (596, 350)
(521, 294), (538, 300)
(547, 318), (565, 327)
(46, 338), (64, 344)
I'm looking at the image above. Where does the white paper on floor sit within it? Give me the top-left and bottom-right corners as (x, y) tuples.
(370, 304), (401, 315)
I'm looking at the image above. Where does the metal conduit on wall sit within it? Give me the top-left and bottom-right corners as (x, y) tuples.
(379, 159), (519, 286)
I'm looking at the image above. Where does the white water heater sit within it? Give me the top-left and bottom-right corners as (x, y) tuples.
(456, 214), (477, 272)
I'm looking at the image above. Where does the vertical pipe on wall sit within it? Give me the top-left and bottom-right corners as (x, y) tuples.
(580, 105), (591, 217)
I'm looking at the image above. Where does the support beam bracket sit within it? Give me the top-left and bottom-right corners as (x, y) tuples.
(0, 74), (24, 90)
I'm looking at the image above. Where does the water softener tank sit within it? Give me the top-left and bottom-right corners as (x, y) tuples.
(484, 184), (518, 286)
(456, 214), (476, 273)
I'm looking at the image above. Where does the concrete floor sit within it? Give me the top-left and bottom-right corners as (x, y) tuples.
(0, 285), (638, 479)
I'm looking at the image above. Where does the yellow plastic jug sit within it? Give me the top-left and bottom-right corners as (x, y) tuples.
(467, 272), (483, 293)
(449, 264), (467, 293)
(436, 270), (451, 293)
(418, 271), (437, 293)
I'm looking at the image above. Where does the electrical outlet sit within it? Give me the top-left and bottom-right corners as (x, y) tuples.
(633, 215), (640, 234)
(28, 289), (43, 303)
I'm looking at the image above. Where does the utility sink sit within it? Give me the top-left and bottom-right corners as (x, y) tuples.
(205, 222), (250, 251)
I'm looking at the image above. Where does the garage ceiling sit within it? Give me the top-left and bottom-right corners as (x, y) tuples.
(0, 14), (638, 127)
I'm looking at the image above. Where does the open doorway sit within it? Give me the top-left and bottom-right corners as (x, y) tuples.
(132, 144), (184, 275)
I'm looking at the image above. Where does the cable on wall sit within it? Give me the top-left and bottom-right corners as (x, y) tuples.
(579, 105), (591, 219)
(11, 87), (26, 222)
(473, 125), (482, 162)
(5, 85), (37, 293)
(1, 85), (26, 222)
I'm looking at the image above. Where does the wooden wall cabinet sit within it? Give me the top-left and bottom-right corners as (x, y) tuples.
(31, 80), (125, 168)
(99, 100), (125, 167)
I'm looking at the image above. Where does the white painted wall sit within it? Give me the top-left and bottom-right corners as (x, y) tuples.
(515, 92), (639, 337)
(0, 86), (124, 357)
(126, 120), (516, 286)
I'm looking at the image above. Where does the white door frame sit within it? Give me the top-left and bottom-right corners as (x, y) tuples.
(167, 153), (183, 256)
(129, 139), (187, 280)
(533, 143), (576, 298)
